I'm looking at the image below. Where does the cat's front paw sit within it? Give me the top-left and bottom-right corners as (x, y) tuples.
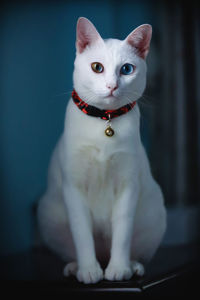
(104, 262), (133, 281)
(77, 261), (103, 284)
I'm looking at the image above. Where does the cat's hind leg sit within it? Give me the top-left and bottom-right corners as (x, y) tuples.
(130, 195), (166, 270)
(37, 191), (76, 262)
(63, 262), (78, 276)
(131, 261), (145, 276)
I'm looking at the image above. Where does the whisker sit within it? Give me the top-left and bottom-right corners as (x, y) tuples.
(121, 94), (140, 120)
(51, 90), (72, 98)
(124, 90), (157, 109)
(83, 93), (96, 106)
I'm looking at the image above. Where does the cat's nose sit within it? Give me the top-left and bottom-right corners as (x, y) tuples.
(106, 84), (118, 92)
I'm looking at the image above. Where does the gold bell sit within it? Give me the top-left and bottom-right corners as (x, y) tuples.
(105, 125), (115, 137)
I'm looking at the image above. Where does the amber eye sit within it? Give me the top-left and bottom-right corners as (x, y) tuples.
(91, 62), (104, 73)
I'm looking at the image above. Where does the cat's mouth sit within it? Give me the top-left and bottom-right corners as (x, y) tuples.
(94, 91), (126, 110)
(101, 94), (124, 110)
(105, 94), (117, 99)
(103, 94), (119, 105)
(104, 90), (119, 100)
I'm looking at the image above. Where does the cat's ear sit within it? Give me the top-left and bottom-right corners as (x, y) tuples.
(76, 17), (103, 53)
(125, 24), (152, 59)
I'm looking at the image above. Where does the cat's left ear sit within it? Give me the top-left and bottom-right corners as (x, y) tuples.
(125, 24), (152, 59)
(76, 17), (103, 53)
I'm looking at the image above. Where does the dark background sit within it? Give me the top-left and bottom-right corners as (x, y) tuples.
(0, 0), (200, 255)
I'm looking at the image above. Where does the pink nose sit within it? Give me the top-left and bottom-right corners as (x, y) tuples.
(106, 84), (118, 92)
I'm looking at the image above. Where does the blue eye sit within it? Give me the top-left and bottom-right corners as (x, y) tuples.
(120, 63), (135, 75)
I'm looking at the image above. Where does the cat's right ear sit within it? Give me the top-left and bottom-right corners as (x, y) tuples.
(76, 17), (102, 53)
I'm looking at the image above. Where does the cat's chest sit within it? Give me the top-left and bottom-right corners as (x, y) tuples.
(71, 144), (130, 218)
(69, 143), (135, 197)
(65, 99), (140, 189)
(71, 143), (119, 183)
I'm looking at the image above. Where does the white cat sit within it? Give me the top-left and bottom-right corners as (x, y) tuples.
(37, 17), (166, 284)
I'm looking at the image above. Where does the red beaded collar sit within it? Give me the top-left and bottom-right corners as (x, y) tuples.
(72, 89), (136, 121)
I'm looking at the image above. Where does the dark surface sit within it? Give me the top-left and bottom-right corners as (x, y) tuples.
(0, 244), (200, 298)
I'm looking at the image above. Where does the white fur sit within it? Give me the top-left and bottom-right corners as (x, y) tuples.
(37, 18), (166, 284)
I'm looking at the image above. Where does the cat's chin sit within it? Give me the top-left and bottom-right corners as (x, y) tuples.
(104, 95), (118, 102)
(94, 94), (124, 110)
(97, 97), (122, 110)
(88, 92), (129, 110)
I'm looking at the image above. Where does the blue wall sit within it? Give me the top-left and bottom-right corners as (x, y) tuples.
(0, 0), (155, 254)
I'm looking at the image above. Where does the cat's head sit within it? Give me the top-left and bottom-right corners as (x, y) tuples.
(73, 17), (152, 110)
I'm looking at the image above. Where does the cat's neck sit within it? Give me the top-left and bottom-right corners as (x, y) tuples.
(71, 90), (137, 121)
